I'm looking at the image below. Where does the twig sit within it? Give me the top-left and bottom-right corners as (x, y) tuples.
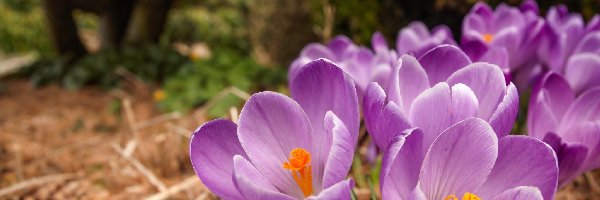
(13, 143), (23, 182)
(134, 112), (182, 130)
(192, 87), (250, 119)
(30, 135), (110, 169)
(228, 87), (251, 100)
(143, 176), (201, 200)
(194, 192), (209, 200)
(0, 174), (75, 197)
(122, 98), (140, 141)
(585, 172), (600, 194)
(111, 143), (167, 193)
(229, 107), (239, 124)
(123, 140), (138, 158)
(166, 123), (192, 138)
(0, 53), (37, 78)
(321, 0), (335, 41)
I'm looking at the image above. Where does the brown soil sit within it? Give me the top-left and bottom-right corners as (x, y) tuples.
(0, 79), (214, 199)
(0, 78), (598, 199)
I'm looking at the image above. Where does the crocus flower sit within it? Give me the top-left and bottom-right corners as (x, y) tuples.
(535, 4), (600, 93)
(289, 35), (393, 99)
(364, 45), (518, 151)
(561, 30), (600, 93)
(462, 0), (543, 72)
(396, 21), (457, 58)
(380, 118), (558, 200)
(528, 72), (600, 187)
(190, 59), (359, 199)
(537, 5), (587, 73)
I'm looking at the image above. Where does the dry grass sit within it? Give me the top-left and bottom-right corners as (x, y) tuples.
(0, 78), (598, 199)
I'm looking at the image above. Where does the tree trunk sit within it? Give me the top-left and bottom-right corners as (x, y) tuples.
(247, 0), (319, 67)
(126, 0), (173, 45)
(42, 0), (87, 59)
(99, 0), (135, 49)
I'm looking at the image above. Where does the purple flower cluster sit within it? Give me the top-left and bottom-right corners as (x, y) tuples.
(189, 1), (599, 199)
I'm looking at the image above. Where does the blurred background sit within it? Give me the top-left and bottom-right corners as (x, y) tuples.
(0, 0), (599, 199)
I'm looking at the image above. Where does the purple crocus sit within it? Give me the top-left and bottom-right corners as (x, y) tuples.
(380, 118), (558, 200)
(535, 4), (600, 94)
(537, 5), (593, 73)
(396, 21), (457, 58)
(462, 0), (543, 72)
(289, 35), (393, 99)
(364, 45), (518, 151)
(562, 30), (600, 93)
(528, 72), (600, 187)
(190, 59), (359, 199)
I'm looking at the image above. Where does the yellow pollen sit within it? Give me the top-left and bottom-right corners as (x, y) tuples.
(283, 148), (313, 197)
(483, 33), (493, 43)
(445, 192), (480, 200)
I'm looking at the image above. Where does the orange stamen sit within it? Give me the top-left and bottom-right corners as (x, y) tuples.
(483, 33), (493, 43)
(445, 192), (481, 200)
(283, 148), (313, 197)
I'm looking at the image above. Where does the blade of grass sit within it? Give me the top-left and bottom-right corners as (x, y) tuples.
(352, 154), (366, 188)
(351, 188), (357, 200)
(367, 175), (377, 200)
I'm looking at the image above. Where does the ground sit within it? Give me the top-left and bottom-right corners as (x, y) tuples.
(0, 78), (599, 199)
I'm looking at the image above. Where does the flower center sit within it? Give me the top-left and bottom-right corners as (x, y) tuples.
(283, 148), (313, 197)
(483, 33), (493, 43)
(445, 192), (480, 200)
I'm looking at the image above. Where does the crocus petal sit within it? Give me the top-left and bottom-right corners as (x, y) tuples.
(560, 88), (600, 132)
(190, 119), (247, 200)
(461, 39), (488, 62)
(564, 53), (600, 93)
(301, 44), (337, 60)
(322, 112), (355, 189)
(292, 59), (359, 137)
(488, 83), (518, 137)
(574, 31), (600, 54)
(447, 62), (506, 120)
(409, 82), (478, 148)
(527, 73), (572, 138)
(543, 132), (588, 187)
(289, 44), (336, 82)
(307, 179), (354, 200)
(562, 122), (600, 171)
(363, 82), (411, 150)
(372, 32), (389, 54)
(477, 136), (558, 200)
(491, 29), (522, 56)
(450, 83), (480, 122)
(237, 91), (313, 197)
(464, 2), (493, 33)
(409, 83), (452, 147)
(527, 92), (560, 139)
(537, 73), (575, 121)
(396, 55), (430, 114)
(381, 129), (424, 200)
(328, 35), (354, 59)
(232, 155), (296, 200)
(492, 5), (525, 32)
(339, 47), (376, 91)
(419, 118), (498, 200)
(472, 2), (494, 22)
(397, 21), (429, 55)
(479, 47), (509, 73)
(490, 186), (543, 200)
(418, 45), (472, 85)
(588, 15), (600, 33)
(411, 25), (456, 58)
(520, 0), (539, 14)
